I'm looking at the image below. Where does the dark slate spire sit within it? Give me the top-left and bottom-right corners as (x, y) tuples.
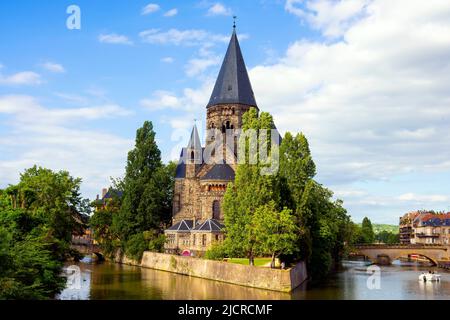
(187, 124), (201, 151)
(207, 28), (257, 108)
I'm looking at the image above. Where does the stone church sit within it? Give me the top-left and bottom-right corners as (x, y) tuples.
(164, 26), (259, 256)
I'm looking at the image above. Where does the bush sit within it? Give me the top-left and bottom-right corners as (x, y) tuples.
(205, 244), (227, 261)
(148, 234), (166, 253)
(125, 233), (148, 261)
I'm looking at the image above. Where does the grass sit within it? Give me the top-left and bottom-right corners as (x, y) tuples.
(226, 258), (273, 267)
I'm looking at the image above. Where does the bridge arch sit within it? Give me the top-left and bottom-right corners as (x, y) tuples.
(352, 245), (448, 266)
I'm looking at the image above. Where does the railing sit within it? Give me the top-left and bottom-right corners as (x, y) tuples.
(354, 243), (447, 249)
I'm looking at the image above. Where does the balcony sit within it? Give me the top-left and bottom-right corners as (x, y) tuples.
(416, 233), (440, 238)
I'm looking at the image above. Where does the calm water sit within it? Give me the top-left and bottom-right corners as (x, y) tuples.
(57, 259), (450, 300)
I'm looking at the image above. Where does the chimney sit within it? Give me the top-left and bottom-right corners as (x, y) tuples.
(102, 188), (108, 198)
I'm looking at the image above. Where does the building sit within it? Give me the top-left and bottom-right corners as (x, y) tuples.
(399, 211), (450, 245)
(164, 26), (260, 256)
(399, 211), (419, 244)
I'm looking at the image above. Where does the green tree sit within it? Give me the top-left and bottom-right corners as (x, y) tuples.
(361, 217), (375, 244)
(375, 230), (399, 244)
(0, 166), (89, 299)
(223, 108), (278, 265)
(253, 201), (299, 268)
(111, 121), (176, 260)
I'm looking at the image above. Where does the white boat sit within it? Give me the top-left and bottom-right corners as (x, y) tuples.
(419, 273), (441, 282)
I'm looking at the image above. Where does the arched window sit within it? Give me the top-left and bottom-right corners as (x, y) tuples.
(174, 194), (180, 213)
(212, 200), (221, 220)
(191, 151), (195, 162)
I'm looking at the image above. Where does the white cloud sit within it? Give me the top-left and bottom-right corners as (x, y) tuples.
(139, 28), (229, 46)
(151, 0), (450, 222)
(41, 62), (65, 73)
(397, 193), (450, 203)
(0, 95), (134, 200)
(142, 3), (160, 15)
(140, 90), (182, 111)
(185, 56), (221, 77)
(99, 33), (133, 45)
(0, 95), (132, 124)
(285, 0), (371, 38)
(207, 3), (232, 16)
(161, 57), (174, 63)
(164, 8), (178, 17)
(141, 81), (213, 113)
(0, 71), (42, 86)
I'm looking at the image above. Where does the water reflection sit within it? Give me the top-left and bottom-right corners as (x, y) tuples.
(58, 260), (450, 300)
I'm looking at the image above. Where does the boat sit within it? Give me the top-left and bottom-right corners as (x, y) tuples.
(419, 272), (441, 282)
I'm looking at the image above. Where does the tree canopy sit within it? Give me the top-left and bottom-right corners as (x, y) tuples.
(221, 107), (354, 278)
(0, 166), (90, 299)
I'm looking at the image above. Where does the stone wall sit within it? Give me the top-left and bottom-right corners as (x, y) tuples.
(126, 252), (307, 292)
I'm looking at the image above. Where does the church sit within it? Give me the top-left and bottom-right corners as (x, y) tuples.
(164, 25), (259, 256)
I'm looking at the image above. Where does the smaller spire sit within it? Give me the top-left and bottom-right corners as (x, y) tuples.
(187, 124), (202, 151)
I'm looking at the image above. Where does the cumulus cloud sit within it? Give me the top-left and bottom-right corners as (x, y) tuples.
(285, 0), (371, 38)
(99, 33), (133, 45)
(142, 3), (160, 15)
(139, 28), (229, 46)
(0, 95), (133, 199)
(41, 62), (65, 73)
(207, 3), (232, 16)
(161, 57), (174, 63)
(164, 8), (178, 17)
(0, 71), (42, 86)
(148, 0), (450, 222)
(141, 81), (214, 113)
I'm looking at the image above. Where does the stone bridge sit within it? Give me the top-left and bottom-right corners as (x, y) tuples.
(71, 238), (103, 260)
(352, 244), (450, 265)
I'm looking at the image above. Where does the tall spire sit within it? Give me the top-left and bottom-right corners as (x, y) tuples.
(206, 27), (257, 108)
(187, 124), (201, 151)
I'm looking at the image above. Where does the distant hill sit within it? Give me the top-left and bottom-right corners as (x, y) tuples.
(358, 223), (398, 234)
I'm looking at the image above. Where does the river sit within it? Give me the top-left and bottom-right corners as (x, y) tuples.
(57, 259), (450, 300)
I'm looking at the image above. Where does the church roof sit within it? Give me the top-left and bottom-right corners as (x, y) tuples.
(192, 219), (225, 232)
(174, 149), (186, 179)
(207, 28), (257, 108)
(166, 219), (195, 232)
(200, 164), (235, 181)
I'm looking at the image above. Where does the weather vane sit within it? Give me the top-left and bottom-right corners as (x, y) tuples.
(233, 16), (237, 29)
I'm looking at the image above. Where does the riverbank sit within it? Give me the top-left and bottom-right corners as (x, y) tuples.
(112, 251), (307, 293)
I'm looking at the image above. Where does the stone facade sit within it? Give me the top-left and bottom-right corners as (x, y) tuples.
(164, 28), (259, 256)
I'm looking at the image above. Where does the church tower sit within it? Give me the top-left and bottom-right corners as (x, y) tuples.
(185, 124), (202, 178)
(205, 26), (258, 165)
(167, 24), (260, 256)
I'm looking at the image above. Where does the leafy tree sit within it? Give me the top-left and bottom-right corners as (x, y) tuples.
(375, 230), (399, 244)
(252, 201), (299, 268)
(361, 217), (375, 244)
(223, 108), (278, 265)
(0, 166), (89, 299)
(125, 233), (148, 261)
(223, 108), (355, 278)
(97, 121), (177, 260)
(205, 243), (227, 261)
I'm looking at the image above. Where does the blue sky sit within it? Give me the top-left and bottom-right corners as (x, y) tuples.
(1, 0), (450, 224)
